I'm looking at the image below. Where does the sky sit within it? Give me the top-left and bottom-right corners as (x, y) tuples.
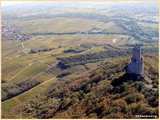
(1, 0), (157, 7)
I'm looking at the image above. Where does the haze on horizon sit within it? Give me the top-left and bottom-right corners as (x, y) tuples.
(1, 0), (157, 7)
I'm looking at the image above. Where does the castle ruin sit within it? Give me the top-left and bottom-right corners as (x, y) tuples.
(125, 45), (144, 79)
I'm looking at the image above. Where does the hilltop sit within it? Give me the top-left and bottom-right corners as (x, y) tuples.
(2, 54), (158, 119)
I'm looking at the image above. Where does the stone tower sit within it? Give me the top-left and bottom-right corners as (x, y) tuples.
(125, 45), (144, 76)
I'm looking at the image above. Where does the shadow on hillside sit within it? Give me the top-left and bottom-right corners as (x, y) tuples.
(111, 73), (144, 87)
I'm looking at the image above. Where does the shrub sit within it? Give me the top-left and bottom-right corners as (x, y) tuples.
(112, 99), (127, 113)
(2, 79), (40, 101)
(103, 112), (124, 118)
(147, 97), (158, 107)
(127, 103), (158, 116)
(122, 83), (129, 92)
(87, 113), (97, 118)
(145, 89), (158, 107)
(125, 93), (144, 104)
(134, 81), (145, 92)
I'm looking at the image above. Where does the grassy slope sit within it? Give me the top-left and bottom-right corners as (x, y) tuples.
(11, 55), (158, 119)
(2, 77), (57, 118)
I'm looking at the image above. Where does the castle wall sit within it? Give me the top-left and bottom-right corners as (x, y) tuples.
(126, 45), (144, 75)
